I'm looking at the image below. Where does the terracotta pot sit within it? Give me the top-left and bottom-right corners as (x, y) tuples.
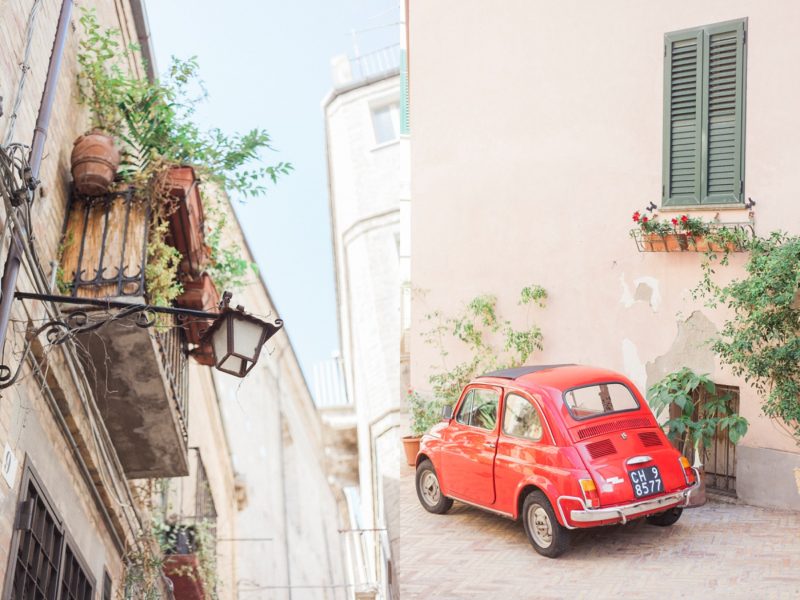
(665, 233), (688, 252)
(175, 272), (220, 346)
(690, 235), (709, 252)
(402, 435), (421, 467)
(165, 166), (210, 277)
(643, 233), (667, 252)
(163, 554), (205, 600)
(71, 131), (120, 196)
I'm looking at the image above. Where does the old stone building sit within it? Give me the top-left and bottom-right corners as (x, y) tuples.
(0, 1), (346, 598)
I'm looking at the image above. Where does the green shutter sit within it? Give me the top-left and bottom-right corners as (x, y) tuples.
(400, 49), (410, 135)
(663, 19), (747, 207)
(701, 20), (746, 204)
(663, 29), (704, 206)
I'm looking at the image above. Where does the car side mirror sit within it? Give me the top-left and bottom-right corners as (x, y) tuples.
(441, 405), (453, 420)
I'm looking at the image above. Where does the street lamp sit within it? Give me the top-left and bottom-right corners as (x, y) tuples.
(202, 292), (283, 378)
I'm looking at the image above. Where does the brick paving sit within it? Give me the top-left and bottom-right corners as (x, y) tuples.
(397, 466), (800, 600)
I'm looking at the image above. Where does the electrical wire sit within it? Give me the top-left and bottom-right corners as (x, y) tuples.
(2, 0), (44, 146)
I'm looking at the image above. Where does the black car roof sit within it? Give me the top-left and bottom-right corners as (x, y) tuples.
(478, 364), (574, 380)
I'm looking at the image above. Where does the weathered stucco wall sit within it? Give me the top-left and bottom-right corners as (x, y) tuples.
(0, 0), (149, 592)
(409, 0), (800, 508)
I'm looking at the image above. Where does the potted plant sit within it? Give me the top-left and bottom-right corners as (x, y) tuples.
(72, 9), (133, 195)
(671, 214), (711, 251)
(631, 210), (674, 251)
(648, 368), (749, 506)
(404, 389), (449, 466)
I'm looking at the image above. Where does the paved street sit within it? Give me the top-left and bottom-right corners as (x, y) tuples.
(397, 466), (800, 600)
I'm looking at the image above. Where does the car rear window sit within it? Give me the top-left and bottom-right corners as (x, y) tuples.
(562, 383), (639, 420)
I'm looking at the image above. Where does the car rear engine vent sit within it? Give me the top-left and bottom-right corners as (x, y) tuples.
(586, 438), (616, 459)
(576, 417), (651, 440)
(638, 431), (663, 447)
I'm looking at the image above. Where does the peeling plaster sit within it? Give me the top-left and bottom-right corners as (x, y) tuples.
(622, 338), (648, 398)
(645, 311), (717, 391)
(619, 274), (662, 312)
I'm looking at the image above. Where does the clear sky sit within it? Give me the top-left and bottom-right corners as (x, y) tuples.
(146, 1), (399, 387)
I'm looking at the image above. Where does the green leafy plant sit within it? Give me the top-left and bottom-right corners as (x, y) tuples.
(670, 214), (710, 236)
(630, 209), (672, 235)
(705, 232), (800, 443)
(648, 368), (748, 459)
(410, 286), (548, 435)
(76, 9), (290, 307)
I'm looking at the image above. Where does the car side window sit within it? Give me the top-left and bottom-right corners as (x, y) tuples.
(455, 390), (474, 425)
(502, 392), (543, 441)
(455, 388), (499, 431)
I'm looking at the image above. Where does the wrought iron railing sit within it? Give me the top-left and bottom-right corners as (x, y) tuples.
(155, 315), (189, 442)
(349, 44), (401, 82)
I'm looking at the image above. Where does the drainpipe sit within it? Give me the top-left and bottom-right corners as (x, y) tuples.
(0, 0), (72, 353)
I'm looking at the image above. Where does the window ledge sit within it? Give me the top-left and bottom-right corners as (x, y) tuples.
(370, 138), (400, 152)
(659, 204), (747, 212)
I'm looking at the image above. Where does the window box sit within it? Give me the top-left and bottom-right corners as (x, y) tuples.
(175, 272), (220, 365)
(165, 166), (210, 277)
(163, 554), (206, 600)
(632, 227), (750, 253)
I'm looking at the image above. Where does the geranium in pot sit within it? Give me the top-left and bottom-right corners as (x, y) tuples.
(672, 214), (711, 251)
(631, 210), (674, 251)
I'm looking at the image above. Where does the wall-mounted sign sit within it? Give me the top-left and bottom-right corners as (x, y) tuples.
(2, 443), (18, 489)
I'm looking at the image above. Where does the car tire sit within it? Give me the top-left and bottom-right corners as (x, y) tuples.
(522, 490), (569, 558)
(646, 507), (683, 527)
(415, 459), (453, 514)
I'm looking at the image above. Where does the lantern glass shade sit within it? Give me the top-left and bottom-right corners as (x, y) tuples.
(208, 310), (274, 377)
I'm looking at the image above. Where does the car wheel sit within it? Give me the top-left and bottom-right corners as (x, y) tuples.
(415, 459), (453, 514)
(522, 491), (569, 558)
(646, 507), (683, 527)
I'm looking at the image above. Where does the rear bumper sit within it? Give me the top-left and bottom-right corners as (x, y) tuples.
(557, 467), (702, 528)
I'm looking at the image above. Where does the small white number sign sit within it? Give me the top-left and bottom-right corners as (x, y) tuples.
(2, 443), (18, 489)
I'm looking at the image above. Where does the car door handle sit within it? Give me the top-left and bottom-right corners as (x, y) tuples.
(484, 441), (496, 449)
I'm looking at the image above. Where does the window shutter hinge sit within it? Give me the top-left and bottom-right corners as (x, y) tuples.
(662, 184), (665, 198)
(739, 180), (744, 194)
(742, 30), (747, 44)
(664, 44), (667, 57)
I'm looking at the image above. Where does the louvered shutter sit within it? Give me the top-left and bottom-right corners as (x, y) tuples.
(701, 20), (746, 204)
(663, 30), (703, 206)
(400, 49), (410, 135)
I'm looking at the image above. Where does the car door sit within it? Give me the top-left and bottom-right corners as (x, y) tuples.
(440, 386), (501, 506)
(493, 391), (556, 515)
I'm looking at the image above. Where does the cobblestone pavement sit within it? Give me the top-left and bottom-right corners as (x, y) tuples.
(397, 466), (800, 600)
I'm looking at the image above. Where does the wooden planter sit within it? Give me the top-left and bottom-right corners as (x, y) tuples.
(166, 166), (209, 277)
(175, 273), (220, 365)
(71, 130), (120, 196)
(402, 435), (421, 467)
(163, 554), (206, 600)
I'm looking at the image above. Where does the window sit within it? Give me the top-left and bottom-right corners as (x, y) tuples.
(663, 19), (746, 206)
(502, 393), (543, 441)
(5, 465), (95, 600)
(563, 383), (639, 421)
(455, 388), (499, 430)
(371, 102), (400, 145)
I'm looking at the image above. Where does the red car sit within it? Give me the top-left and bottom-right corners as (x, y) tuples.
(414, 364), (701, 557)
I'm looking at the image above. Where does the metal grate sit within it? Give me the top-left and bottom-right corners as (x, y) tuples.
(576, 417), (651, 440)
(155, 314), (189, 443)
(60, 546), (93, 600)
(638, 431), (663, 447)
(10, 480), (64, 600)
(102, 571), (112, 600)
(586, 438), (617, 459)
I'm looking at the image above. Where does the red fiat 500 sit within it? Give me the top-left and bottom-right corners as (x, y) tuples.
(414, 364), (701, 557)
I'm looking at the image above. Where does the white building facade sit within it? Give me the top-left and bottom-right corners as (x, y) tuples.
(324, 48), (405, 599)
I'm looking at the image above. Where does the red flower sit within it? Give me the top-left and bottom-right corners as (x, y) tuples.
(681, 215), (688, 223)
(642, 216), (649, 223)
(632, 211), (641, 223)
(671, 218), (678, 226)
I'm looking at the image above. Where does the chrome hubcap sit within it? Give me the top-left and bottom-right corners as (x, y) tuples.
(420, 470), (441, 506)
(528, 504), (553, 548)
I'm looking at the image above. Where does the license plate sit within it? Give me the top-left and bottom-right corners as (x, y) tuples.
(629, 465), (663, 498)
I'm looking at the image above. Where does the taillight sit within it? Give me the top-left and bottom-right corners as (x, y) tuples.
(579, 478), (600, 508)
(679, 456), (695, 485)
